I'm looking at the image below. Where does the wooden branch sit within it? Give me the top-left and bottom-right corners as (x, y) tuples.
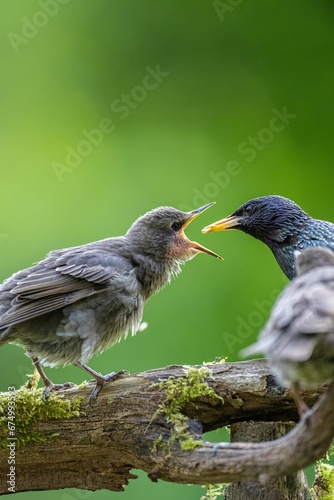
(224, 422), (309, 500)
(0, 359), (332, 494)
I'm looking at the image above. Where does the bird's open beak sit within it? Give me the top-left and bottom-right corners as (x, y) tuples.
(202, 214), (242, 234)
(182, 203), (223, 260)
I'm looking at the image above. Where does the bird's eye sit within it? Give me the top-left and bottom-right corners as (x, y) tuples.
(171, 221), (182, 231)
(243, 205), (252, 215)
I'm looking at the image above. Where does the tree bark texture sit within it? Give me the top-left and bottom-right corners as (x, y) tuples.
(224, 422), (308, 500)
(0, 359), (332, 495)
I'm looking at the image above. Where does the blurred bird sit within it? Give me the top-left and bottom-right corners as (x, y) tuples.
(0, 203), (221, 403)
(242, 247), (334, 414)
(202, 195), (334, 280)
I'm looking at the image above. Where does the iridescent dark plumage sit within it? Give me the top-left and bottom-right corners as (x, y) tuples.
(242, 247), (334, 414)
(0, 204), (221, 403)
(203, 195), (334, 280)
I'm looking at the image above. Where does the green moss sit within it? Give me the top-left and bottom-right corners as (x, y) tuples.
(204, 356), (228, 365)
(200, 484), (226, 499)
(310, 461), (334, 499)
(158, 366), (224, 408)
(0, 386), (84, 447)
(152, 366), (223, 453)
(152, 434), (167, 452)
(23, 369), (41, 390)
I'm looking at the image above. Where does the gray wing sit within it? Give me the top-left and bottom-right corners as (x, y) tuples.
(273, 271), (334, 334)
(244, 268), (334, 361)
(0, 248), (132, 331)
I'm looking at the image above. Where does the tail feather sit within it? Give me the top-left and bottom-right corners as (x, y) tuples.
(0, 326), (10, 345)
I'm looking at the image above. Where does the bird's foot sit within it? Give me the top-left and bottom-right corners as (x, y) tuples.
(75, 362), (129, 404)
(30, 356), (76, 402)
(89, 370), (129, 405)
(296, 399), (310, 418)
(42, 381), (77, 402)
(290, 382), (310, 418)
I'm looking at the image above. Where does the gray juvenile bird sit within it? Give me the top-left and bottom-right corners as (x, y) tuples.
(0, 203), (221, 402)
(242, 247), (334, 414)
(202, 195), (334, 280)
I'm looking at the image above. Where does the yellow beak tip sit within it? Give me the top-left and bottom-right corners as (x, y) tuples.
(201, 225), (220, 234)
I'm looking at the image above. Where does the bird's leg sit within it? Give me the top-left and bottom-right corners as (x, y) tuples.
(31, 357), (76, 402)
(290, 382), (310, 418)
(75, 362), (129, 405)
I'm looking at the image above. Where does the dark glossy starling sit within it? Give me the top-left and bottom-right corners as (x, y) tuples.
(0, 203), (222, 403)
(242, 247), (334, 414)
(202, 195), (334, 280)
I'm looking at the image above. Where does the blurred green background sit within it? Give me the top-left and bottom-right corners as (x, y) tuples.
(1, 0), (334, 498)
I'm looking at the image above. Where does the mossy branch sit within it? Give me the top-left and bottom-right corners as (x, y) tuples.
(0, 359), (333, 494)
